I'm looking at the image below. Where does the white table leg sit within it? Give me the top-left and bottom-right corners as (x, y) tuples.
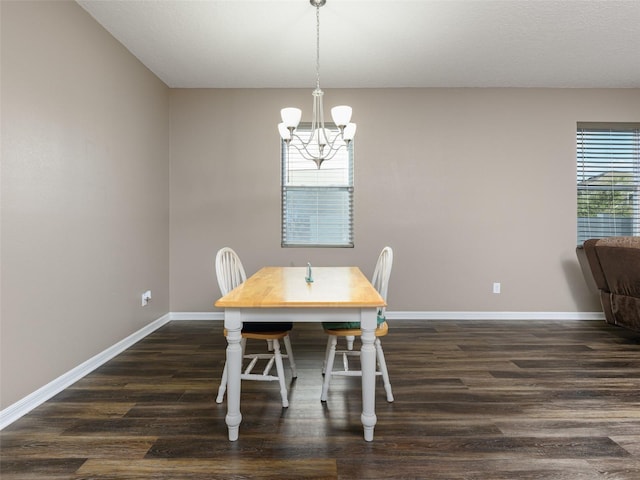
(359, 308), (377, 441)
(224, 308), (243, 441)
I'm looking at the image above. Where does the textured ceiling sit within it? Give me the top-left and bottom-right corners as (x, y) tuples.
(76, 0), (640, 88)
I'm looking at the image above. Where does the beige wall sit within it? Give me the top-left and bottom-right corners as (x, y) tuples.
(1, 1), (170, 408)
(2, 0), (640, 415)
(170, 88), (639, 313)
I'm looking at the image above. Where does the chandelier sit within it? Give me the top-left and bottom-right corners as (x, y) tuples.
(278, 0), (356, 169)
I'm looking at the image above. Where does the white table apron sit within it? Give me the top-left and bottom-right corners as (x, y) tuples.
(223, 306), (379, 442)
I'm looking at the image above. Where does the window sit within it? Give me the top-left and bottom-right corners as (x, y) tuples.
(577, 123), (640, 244)
(281, 124), (354, 247)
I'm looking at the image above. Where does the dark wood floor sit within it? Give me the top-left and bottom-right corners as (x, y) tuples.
(2, 320), (640, 479)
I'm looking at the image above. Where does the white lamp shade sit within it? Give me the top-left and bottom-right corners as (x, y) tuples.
(281, 108), (302, 129)
(278, 123), (291, 140)
(331, 105), (352, 127)
(343, 122), (357, 141)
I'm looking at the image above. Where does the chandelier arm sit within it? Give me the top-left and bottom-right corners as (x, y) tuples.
(292, 125), (344, 152)
(290, 133), (347, 164)
(292, 129), (343, 153)
(290, 135), (326, 160)
(323, 130), (347, 151)
(288, 142), (324, 168)
(317, 143), (346, 162)
(311, 88), (323, 136)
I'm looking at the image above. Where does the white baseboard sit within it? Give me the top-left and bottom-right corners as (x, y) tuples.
(170, 311), (223, 321)
(0, 313), (171, 430)
(169, 311), (605, 321)
(386, 311), (605, 321)
(1, 309), (604, 430)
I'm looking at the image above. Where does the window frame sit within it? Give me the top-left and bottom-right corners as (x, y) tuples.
(281, 123), (354, 248)
(577, 122), (640, 245)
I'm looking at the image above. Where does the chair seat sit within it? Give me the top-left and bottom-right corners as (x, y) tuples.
(322, 313), (385, 331)
(324, 321), (389, 338)
(242, 322), (293, 333)
(223, 322), (294, 340)
(223, 329), (291, 341)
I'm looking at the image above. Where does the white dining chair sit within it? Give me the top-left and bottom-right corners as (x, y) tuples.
(215, 247), (297, 408)
(320, 246), (394, 403)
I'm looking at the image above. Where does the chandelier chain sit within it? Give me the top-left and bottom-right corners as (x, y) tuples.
(316, 3), (321, 90)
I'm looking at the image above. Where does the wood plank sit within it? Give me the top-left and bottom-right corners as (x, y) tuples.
(76, 458), (337, 479)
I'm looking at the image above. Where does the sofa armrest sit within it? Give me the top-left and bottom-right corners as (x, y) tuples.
(582, 239), (609, 292)
(576, 244), (599, 294)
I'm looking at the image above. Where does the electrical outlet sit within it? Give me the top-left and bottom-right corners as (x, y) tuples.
(141, 290), (152, 306)
(493, 282), (501, 294)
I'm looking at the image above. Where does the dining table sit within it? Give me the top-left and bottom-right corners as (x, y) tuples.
(214, 265), (386, 441)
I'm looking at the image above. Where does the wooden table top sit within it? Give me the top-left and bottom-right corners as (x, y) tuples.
(215, 266), (385, 309)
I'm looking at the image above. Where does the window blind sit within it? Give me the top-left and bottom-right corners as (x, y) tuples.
(577, 123), (640, 244)
(281, 124), (354, 247)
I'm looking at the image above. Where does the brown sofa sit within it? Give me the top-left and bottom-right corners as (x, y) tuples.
(581, 237), (640, 332)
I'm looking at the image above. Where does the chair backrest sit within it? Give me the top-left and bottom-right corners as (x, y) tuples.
(215, 247), (247, 296)
(371, 246), (393, 313)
